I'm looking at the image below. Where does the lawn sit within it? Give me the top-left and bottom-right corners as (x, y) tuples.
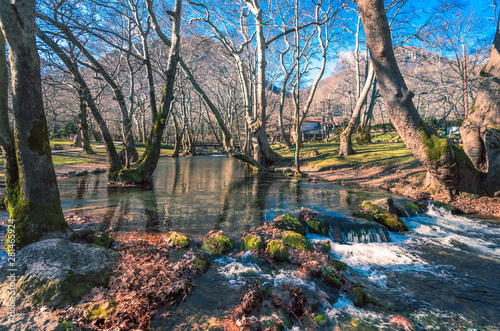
(272, 139), (418, 172)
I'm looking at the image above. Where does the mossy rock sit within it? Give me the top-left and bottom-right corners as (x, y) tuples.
(243, 235), (263, 250)
(351, 286), (379, 308)
(267, 240), (289, 262)
(0, 239), (117, 308)
(72, 229), (115, 248)
(200, 234), (234, 256)
(314, 314), (328, 326)
(192, 252), (211, 274)
(168, 232), (191, 248)
(322, 268), (342, 289)
(394, 199), (424, 217)
(360, 201), (409, 232)
(82, 300), (117, 321)
(305, 218), (329, 236)
(262, 319), (285, 330)
(331, 259), (347, 271)
(430, 201), (464, 215)
(352, 286), (370, 307)
(282, 231), (312, 251)
(273, 214), (305, 235)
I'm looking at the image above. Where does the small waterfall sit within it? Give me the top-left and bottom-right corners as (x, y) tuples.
(317, 213), (391, 244)
(342, 228), (391, 243)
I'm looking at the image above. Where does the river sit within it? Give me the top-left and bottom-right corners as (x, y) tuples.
(1, 156), (499, 330)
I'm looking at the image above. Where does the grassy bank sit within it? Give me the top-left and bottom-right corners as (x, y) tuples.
(273, 140), (418, 172)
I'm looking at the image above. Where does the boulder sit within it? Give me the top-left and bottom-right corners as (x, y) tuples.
(74, 170), (88, 176)
(0, 309), (64, 331)
(360, 199), (409, 232)
(0, 238), (117, 308)
(393, 199), (424, 217)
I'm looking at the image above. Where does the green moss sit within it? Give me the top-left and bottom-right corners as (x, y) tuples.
(419, 123), (451, 163)
(361, 201), (409, 232)
(116, 168), (144, 184)
(273, 213), (305, 235)
(168, 232), (191, 248)
(305, 218), (329, 236)
(352, 286), (370, 307)
(267, 240), (289, 262)
(60, 320), (73, 330)
(398, 200), (424, 216)
(282, 231), (312, 251)
(6, 197), (69, 253)
(200, 234), (234, 256)
(322, 268), (342, 289)
(331, 259), (348, 271)
(82, 300), (117, 321)
(314, 314), (328, 326)
(72, 229), (114, 248)
(352, 210), (374, 221)
(243, 235), (263, 250)
(192, 258), (211, 274)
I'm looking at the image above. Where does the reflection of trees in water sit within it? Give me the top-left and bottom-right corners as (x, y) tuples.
(76, 177), (87, 199)
(214, 172), (291, 231)
(99, 187), (131, 232)
(140, 190), (161, 233)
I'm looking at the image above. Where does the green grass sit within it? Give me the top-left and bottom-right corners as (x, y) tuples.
(273, 140), (417, 172)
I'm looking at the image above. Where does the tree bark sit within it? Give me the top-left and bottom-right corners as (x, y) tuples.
(461, 11), (500, 196)
(37, 29), (122, 179)
(339, 62), (374, 156)
(357, 0), (481, 195)
(0, 31), (19, 219)
(357, 77), (378, 145)
(0, 0), (68, 251)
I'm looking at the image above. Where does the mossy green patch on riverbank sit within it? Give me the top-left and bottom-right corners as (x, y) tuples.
(273, 214), (305, 235)
(168, 232), (191, 248)
(282, 231), (312, 251)
(242, 235), (263, 250)
(267, 239), (288, 262)
(360, 201), (409, 232)
(272, 140), (417, 172)
(200, 234), (234, 256)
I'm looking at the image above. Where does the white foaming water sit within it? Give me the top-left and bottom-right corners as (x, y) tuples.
(407, 206), (500, 258)
(215, 255), (317, 290)
(326, 294), (385, 325)
(330, 240), (429, 287)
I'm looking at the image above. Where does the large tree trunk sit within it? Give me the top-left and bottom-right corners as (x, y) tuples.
(357, 77), (378, 145)
(339, 62), (374, 156)
(0, 32), (19, 219)
(37, 29), (122, 180)
(117, 0), (182, 184)
(357, 0), (481, 195)
(460, 11), (500, 196)
(0, 0), (68, 251)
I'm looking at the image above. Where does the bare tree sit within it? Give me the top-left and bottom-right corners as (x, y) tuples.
(357, 0), (481, 195)
(0, 0), (68, 250)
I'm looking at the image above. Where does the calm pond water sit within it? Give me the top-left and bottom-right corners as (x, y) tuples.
(1, 156), (499, 330)
(55, 156), (393, 235)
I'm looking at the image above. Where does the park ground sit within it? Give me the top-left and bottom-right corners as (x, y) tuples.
(1, 134), (500, 218)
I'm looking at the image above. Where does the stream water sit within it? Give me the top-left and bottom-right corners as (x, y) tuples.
(1, 156), (499, 330)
